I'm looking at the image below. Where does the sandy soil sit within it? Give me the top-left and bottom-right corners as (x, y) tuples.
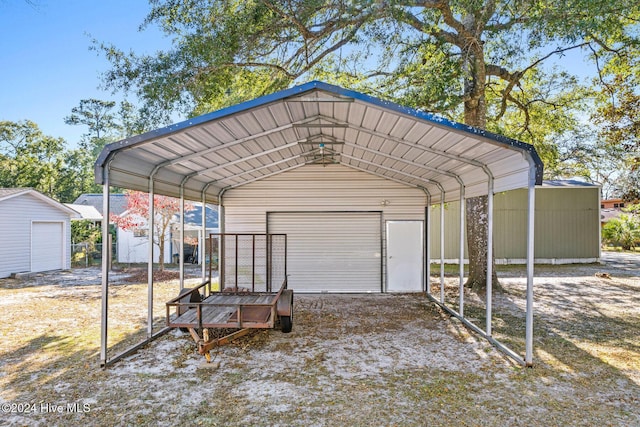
(0, 253), (638, 426)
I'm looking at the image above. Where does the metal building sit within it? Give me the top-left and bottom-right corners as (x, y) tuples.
(430, 180), (601, 264)
(95, 81), (543, 366)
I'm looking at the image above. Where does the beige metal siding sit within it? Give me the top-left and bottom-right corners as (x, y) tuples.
(529, 187), (599, 260)
(223, 164), (427, 292)
(429, 186), (600, 262)
(269, 212), (382, 292)
(223, 164), (426, 233)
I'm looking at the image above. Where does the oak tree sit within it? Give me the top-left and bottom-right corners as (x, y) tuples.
(99, 0), (640, 290)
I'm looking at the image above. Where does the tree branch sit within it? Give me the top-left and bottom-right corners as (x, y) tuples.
(487, 42), (591, 119)
(392, 7), (459, 45)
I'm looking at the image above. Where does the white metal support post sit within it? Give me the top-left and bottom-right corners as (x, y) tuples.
(425, 193), (431, 296)
(100, 169), (111, 366)
(458, 184), (465, 317)
(440, 196), (445, 304)
(201, 189), (207, 281)
(525, 163), (536, 366)
(179, 184), (185, 290)
(147, 183), (155, 338)
(218, 189), (226, 290)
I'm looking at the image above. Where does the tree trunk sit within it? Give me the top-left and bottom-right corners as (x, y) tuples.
(460, 15), (497, 293)
(158, 237), (165, 272)
(465, 195), (499, 292)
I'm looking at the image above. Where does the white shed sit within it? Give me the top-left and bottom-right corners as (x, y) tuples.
(0, 188), (79, 278)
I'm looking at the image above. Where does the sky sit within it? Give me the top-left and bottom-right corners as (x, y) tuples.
(0, 0), (171, 146)
(0, 1), (600, 149)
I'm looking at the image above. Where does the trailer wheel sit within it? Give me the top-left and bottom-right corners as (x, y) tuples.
(280, 315), (292, 333)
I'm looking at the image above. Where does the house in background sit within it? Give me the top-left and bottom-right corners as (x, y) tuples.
(116, 202), (219, 264)
(600, 198), (627, 227)
(73, 193), (128, 217)
(0, 188), (79, 278)
(65, 203), (103, 226)
(72, 193), (219, 264)
(601, 198), (626, 209)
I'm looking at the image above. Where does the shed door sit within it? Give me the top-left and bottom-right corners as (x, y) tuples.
(268, 212), (381, 292)
(387, 221), (423, 292)
(32, 221), (64, 272)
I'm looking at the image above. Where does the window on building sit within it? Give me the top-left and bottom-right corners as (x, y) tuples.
(133, 228), (149, 238)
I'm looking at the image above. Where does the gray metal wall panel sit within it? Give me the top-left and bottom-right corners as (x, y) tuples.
(429, 186), (600, 261)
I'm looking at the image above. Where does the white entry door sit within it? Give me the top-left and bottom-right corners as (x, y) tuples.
(386, 221), (423, 292)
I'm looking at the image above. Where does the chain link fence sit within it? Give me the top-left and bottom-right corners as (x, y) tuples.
(71, 243), (116, 268)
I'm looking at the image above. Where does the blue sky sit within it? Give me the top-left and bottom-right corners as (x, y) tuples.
(0, 0), (171, 146)
(0, 1), (599, 149)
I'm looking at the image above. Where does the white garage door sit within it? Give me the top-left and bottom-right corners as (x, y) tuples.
(32, 222), (64, 272)
(268, 212), (382, 292)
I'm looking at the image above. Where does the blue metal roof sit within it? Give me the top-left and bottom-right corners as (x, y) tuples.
(95, 81), (543, 203)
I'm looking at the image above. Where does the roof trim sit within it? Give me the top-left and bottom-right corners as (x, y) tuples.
(0, 188), (81, 217)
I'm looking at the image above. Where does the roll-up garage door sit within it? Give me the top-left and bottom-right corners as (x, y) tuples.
(268, 212), (382, 292)
(32, 221), (64, 272)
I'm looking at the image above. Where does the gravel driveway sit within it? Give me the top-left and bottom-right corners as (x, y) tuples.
(1, 252), (638, 426)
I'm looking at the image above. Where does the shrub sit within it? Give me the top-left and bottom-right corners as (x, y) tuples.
(603, 213), (640, 250)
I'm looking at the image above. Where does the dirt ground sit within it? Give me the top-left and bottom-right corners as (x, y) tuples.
(1, 253), (639, 426)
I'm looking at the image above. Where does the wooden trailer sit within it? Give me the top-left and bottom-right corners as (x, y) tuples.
(165, 233), (292, 361)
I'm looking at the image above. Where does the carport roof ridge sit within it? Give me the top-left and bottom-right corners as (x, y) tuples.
(95, 80), (543, 204)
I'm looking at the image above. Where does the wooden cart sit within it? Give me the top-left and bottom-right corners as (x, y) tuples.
(165, 233), (292, 361)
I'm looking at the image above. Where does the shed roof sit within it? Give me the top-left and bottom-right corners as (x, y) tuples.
(95, 81), (542, 204)
(65, 203), (103, 221)
(542, 179), (598, 188)
(0, 188), (80, 217)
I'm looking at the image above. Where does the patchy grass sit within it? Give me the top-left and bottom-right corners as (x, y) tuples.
(0, 255), (639, 426)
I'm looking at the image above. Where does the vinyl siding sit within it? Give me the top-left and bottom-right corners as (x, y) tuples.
(0, 193), (72, 278)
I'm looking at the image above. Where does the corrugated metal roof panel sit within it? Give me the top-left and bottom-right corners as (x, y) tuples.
(95, 81), (542, 204)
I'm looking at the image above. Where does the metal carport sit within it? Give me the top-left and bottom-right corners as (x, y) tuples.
(96, 81), (543, 367)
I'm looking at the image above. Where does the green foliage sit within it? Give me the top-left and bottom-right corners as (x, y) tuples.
(64, 99), (118, 141)
(97, 1), (639, 164)
(0, 120), (66, 198)
(93, 0), (640, 288)
(602, 213), (640, 250)
(591, 39), (640, 200)
(71, 219), (101, 244)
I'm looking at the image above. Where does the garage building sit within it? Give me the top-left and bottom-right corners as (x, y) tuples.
(95, 81), (543, 366)
(0, 188), (79, 278)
